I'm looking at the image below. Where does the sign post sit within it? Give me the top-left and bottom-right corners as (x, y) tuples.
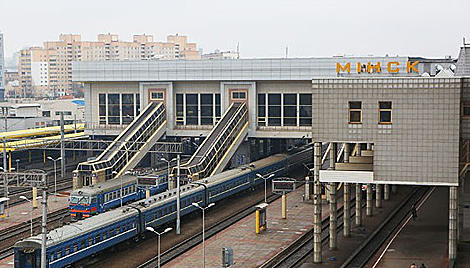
(272, 177), (296, 219)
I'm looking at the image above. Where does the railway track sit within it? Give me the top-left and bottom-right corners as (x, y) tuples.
(262, 187), (428, 268)
(0, 207), (70, 260)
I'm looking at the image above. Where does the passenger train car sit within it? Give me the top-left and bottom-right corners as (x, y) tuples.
(14, 146), (312, 268)
(69, 174), (167, 220)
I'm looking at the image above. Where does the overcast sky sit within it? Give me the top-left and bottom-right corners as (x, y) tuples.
(1, 0), (469, 60)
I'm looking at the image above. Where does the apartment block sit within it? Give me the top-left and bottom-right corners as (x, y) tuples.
(18, 33), (201, 98)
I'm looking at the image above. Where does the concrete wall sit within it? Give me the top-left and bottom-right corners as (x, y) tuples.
(312, 77), (461, 186)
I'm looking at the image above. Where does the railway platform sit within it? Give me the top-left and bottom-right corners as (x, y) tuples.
(368, 187), (450, 268)
(0, 193), (69, 232)
(164, 185), (337, 268)
(164, 184), (411, 268)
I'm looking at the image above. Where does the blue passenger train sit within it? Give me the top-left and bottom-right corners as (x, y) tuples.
(14, 147), (312, 268)
(69, 174), (168, 220)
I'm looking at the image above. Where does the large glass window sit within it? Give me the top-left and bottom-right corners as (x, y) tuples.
(185, 94), (198, 125)
(99, 94), (106, 124)
(299, 94), (312, 126)
(215, 94), (221, 120)
(176, 94), (184, 125)
(107, 94), (120, 125)
(379, 101), (392, 124)
(268, 94), (281, 126)
(122, 94), (134, 124)
(349, 101), (362, 123)
(283, 94), (297, 126)
(200, 94), (213, 125)
(257, 94), (266, 126)
(258, 93), (312, 127)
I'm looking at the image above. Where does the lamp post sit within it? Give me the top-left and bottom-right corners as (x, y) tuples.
(192, 202), (215, 268)
(15, 159), (20, 172)
(47, 156), (61, 202)
(256, 173), (274, 203)
(112, 171), (122, 207)
(20, 195), (42, 236)
(146, 226), (172, 268)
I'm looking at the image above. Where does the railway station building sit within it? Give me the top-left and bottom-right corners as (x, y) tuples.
(73, 43), (470, 262)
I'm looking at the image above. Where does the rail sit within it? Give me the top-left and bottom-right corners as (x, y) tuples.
(75, 102), (167, 185)
(177, 102), (249, 179)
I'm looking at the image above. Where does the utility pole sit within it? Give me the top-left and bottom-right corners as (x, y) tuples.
(176, 154), (181, 235)
(41, 188), (47, 268)
(60, 112), (65, 182)
(2, 137), (8, 217)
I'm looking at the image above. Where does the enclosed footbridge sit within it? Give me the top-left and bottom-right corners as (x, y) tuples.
(74, 102), (167, 188)
(175, 102), (249, 181)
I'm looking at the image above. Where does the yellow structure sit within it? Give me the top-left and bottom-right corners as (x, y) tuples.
(255, 203), (268, 234)
(0, 124), (84, 140)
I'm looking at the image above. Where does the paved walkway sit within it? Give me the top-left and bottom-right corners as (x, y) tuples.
(165, 186), (339, 268)
(371, 187), (449, 268)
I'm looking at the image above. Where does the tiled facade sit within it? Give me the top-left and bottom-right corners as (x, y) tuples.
(312, 78), (461, 185)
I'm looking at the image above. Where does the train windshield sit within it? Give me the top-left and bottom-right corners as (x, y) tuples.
(69, 195), (91, 205)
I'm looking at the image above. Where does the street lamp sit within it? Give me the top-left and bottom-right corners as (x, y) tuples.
(19, 195), (42, 236)
(15, 159), (20, 172)
(112, 171), (123, 207)
(160, 157), (176, 187)
(256, 173), (274, 203)
(47, 156), (61, 202)
(146, 226), (172, 268)
(192, 202), (215, 268)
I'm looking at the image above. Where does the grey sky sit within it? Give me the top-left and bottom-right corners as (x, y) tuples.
(0, 0), (469, 59)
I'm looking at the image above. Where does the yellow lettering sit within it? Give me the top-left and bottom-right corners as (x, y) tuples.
(336, 62), (351, 74)
(407, 61), (419, 73)
(367, 62), (381, 73)
(357, 62), (362, 74)
(387, 62), (399, 73)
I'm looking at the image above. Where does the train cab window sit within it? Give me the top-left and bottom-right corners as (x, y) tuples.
(110, 229), (114, 236)
(57, 249), (62, 258)
(65, 246), (70, 255)
(103, 231), (108, 239)
(81, 239), (86, 249)
(116, 227), (120, 234)
(96, 234), (101, 243)
(73, 243), (78, 252)
(88, 237), (93, 246)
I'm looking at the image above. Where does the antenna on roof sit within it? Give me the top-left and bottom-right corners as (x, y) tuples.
(285, 46), (288, 58)
(237, 42), (240, 59)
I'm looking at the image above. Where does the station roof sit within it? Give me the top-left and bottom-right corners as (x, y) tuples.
(0, 132), (86, 152)
(0, 123), (84, 140)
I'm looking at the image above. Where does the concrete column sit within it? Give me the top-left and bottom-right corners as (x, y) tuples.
(344, 143), (349, 163)
(355, 183), (362, 226)
(449, 186), (458, 260)
(281, 194), (287, 219)
(392, 185), (398, 194)
(459, 178), (465, 242)
(375, 184), (382, 208)
(356, 143), (362, 156)
(313, 142), (322, 263)
(329, 143), (336, 170)
(366, 184), (373, 216)
(304, 176), (311, 201)
(329, 182), (337, 250)
(32, 187), (38, 209)
(343, 183), (351, 237)
(384, 184), (390, 201)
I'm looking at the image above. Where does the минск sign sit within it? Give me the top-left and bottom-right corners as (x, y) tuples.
(336, 61), (419, 74)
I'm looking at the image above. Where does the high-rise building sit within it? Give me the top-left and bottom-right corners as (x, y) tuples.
(0, 33), (5, 100)
(18, 33), (201, 98)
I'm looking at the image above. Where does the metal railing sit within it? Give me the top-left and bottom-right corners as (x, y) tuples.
(177, 102), (248, 179)
(76, 102), (167, 181)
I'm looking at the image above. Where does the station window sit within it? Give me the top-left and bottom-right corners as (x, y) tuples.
(348, 101), (362, 124)
(463, 102), (470, 117)
(150, 91), (164, 100)
(268, 94), (282, 126)
(283, 94), (297, 126)
(176, 93), (221, 126)
(232, 91), (246, 100)
(379, 101), (392, 124)
(257, 94), (266, 126)
(201, 94), (214, 125)
(257, 93), (312, 127)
